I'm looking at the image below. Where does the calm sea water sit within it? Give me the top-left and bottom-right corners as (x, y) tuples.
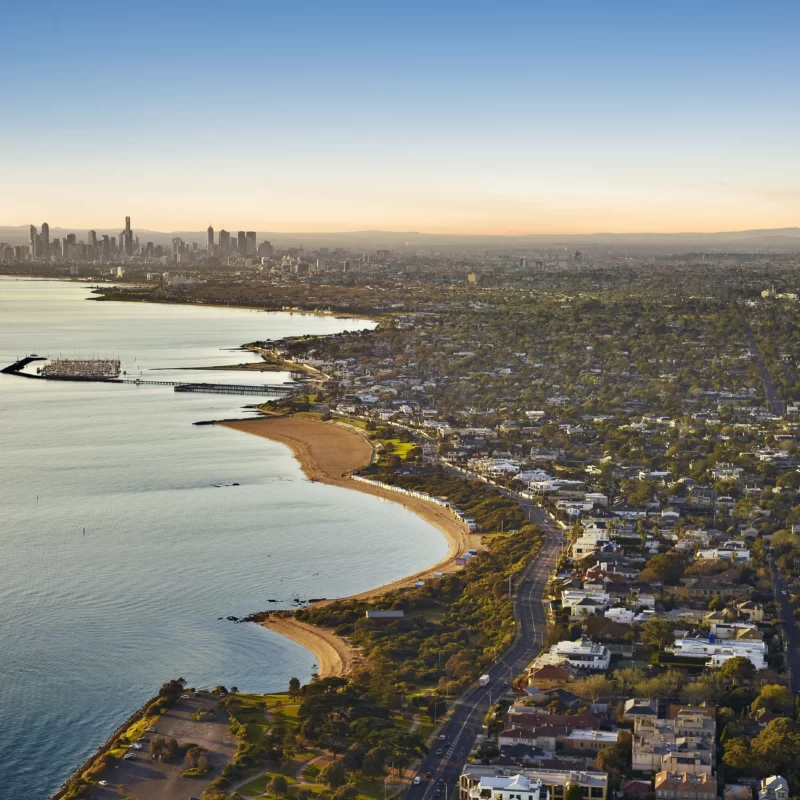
(0, 278), (448, 799)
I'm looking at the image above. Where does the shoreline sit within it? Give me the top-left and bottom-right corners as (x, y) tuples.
(220, 416), (477, 676)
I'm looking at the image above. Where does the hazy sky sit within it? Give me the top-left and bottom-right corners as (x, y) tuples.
(3, 1), (798, 234)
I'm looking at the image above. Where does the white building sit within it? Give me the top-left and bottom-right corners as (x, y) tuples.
(759, 776), (789, 800)
(670, 636), (766, 669)
(548, 639), (611, 671)
(467, 774), (549, 800)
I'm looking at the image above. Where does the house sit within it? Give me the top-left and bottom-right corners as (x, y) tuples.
(632, 710), (716, 774)
(529, 665), (575, 690)
(670, 635), (766, 669)
(465, 773), (549, 800)
(759, 777), (789, 800)
(655, 772), (717, 800)
(459, 766), (608, 800)
(735, 600), (765, 623)
(621, 781), (652, 800)
(605, 608), (635, 625)
(724, 785), (754, 800)
(563, 730), (619, 752)
(623, 699), (658, 725)
(545, 639), (611, 671)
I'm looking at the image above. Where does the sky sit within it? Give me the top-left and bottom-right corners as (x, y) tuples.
(2, 1), (799, 235)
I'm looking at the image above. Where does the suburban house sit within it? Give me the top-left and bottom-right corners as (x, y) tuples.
(759, 777), (789, 800)
(460, 766), (608, 800)
(655, 772), (717, 800)
(670, 636), (766, 669)
(466, 774), (549, 800)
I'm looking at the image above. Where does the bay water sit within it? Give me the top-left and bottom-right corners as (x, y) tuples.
(0, 278), (448, 798)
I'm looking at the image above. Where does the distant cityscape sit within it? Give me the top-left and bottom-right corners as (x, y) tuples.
(4, 217), (280, 271)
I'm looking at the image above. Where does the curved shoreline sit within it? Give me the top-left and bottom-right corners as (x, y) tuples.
(219, 416), (477, 675)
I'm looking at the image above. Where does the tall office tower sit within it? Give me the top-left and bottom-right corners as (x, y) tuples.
(237, 231), (246, 252)
(246, 231), (257, 256)
(66, 233), (76, 245)
(41, 223), (50, 257)
(218, 229), (230, 253)
(101, 235), (110, 259)
(29, 225), (37, 257)
(121, 216), (134, 256)
(110, 236), (117, 253)
(258, 240), (274, 258)
(88, 230), (97, 254)
(207, 226), (214, 251)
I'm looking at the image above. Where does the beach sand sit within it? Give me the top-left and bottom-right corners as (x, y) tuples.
(261, 617), (354, 678)
(219, 415), (479, 676)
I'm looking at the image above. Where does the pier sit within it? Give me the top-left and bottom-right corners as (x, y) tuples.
(116, 379), (293, 396)
(2, 359), (296, 397)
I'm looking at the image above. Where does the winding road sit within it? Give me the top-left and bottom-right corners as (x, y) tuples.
(404, 505), (565, 800)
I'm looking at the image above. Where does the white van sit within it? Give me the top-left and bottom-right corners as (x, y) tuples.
(414, 777), (421, 785)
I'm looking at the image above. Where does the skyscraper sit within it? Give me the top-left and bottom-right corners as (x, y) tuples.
(237, 231), (247, 252)
(88, 230), (97, 248)
(246, 231), (256, 256)
(41, 222), (50, 258)
(219, 229), (230, 253)
(121, 216), (134, 256)
(29, 225), (37, 257)
(207, 226), (214, 252)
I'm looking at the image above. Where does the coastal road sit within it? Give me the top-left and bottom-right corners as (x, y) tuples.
(404, 510), (565, 800)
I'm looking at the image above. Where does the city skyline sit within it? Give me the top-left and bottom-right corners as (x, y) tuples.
(2, 1), (798, 233)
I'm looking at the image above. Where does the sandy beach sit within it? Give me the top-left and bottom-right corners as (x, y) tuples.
(220, 415), (478, 676)
(261, 617), (355, 678)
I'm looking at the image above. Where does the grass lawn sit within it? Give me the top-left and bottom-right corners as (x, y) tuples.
(416, 713), (436, 743)
(382, 438), (415, 459)
(239, 771), (299, 796)
(228, 694), (270, 742)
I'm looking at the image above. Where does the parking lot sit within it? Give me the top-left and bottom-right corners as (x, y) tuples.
(87, 693), (237, 800)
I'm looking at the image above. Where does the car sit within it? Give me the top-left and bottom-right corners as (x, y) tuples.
(190, 797), (202, 800)
(98, 781), (109, 787)
(782, 590), (788, 595)
(123, 753), (136, 761)
(181, 693), (192, 699)
(426, 772), (433, 779)
(438, 734), (446, 740)
(414, 777), (421, 785)
(147, 726), (156, 732)
(436, 748), (443, 756)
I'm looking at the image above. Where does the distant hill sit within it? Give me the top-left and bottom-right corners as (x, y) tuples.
(1, 225), (799, 252)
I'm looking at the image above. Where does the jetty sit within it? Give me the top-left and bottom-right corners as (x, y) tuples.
(2, 358), (296, 397)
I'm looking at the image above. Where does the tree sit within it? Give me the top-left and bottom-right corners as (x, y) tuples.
(289, 677), (301, 699)
(642, 552), (686, 584)
(752, 684), (793, 713)
(565, 783), (584, 800)
(641, 617), (676, 649)
(573, 675), (613, 704)
(320, 761), (347, 789)
(719, 656), (757, 686)
(269, 775), (289, 796)
(362, 747), (386, 778)
(334, 786), (360, 800)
